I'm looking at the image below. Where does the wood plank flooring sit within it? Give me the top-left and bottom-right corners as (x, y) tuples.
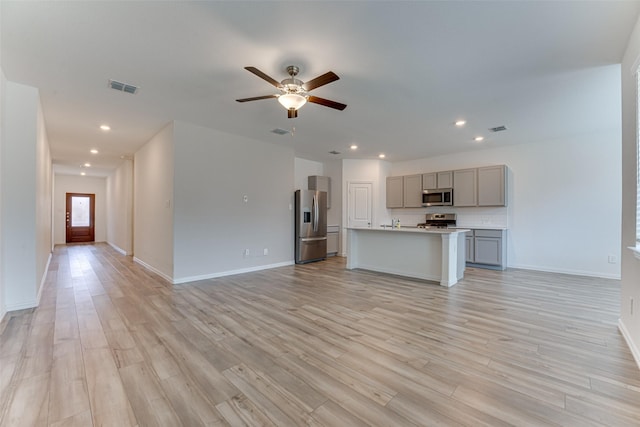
(1, 243), (639, 426)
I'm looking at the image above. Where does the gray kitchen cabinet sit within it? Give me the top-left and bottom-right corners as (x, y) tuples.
(466, 229), (507, 270)
(478, 165), (507, 207)
(327, 225), (339, 256)
(403, 174), (423, 207)
(422, 172), (436, 190)
(453, 168), (477, 206)
(386, 176), (404, 208)
(422, 171), (453, 189)
(465, 231), (474, 262)
(308, 175), (331, 208)
(437, 171), (453, 188)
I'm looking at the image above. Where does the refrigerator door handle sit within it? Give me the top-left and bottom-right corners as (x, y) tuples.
(301, 236), (327, 242)
(313, 194), (318, 232)
(317, 194), (320, 232)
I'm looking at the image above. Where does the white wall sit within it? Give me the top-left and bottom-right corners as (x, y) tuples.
(106, 159), (133, 255)
(294, 157), (323, 191)
(35, 97), (52, 299)
(324, 159), (343, 226)
(620, 15), (640, 368)
(133, 123), (175, 281)
(341, 159), (392, 255)
(53, 174), (107, 245)
(1, 81), (52, 310)
(0, 67), (5, 320)
(172, 121), (294, 282)
(390, 131), (621, 279)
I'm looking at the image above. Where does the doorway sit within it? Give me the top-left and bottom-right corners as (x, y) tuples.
(347, 182), (373, 228)
(66, 193), (95, 243)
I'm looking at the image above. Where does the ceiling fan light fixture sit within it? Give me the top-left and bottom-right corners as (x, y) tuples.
(278, 93), (307, 111)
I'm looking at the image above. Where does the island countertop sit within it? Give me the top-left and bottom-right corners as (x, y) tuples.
(346, 226), (467, 287)
(355, 226), (470, 234)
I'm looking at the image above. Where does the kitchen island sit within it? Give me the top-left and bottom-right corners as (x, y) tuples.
(346, 227), (469, 287)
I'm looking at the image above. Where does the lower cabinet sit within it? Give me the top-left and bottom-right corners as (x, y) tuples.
(465, 229), (507, 270)
(327, 225), (340, 256)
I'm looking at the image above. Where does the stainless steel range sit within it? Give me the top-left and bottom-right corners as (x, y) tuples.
(417, 213), (457, 229)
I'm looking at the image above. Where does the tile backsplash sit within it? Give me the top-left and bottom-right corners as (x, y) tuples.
(387, 207), (508, 228)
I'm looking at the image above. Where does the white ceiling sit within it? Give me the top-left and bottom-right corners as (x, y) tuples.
(2, 1), (639, 177)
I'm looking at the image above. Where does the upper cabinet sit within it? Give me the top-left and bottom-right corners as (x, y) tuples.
(387, 165), (507, 209)
(454, 165), (507, 207)
(422, 171), (453, 190)
(477, 165), (507, 207)
(403, 174), (423, 208)
(422, 172), (436, 190)
(386, 176), (404, 208)
(453, 168), (478, 207)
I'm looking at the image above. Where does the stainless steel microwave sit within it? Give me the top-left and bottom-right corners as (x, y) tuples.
(422, 188), (453, 206)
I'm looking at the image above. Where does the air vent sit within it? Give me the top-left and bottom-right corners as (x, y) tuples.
(108, 79), (139, 95)
(270, 128), (289, 135)
(329, 150), (341, 155)
(489, 125), (507, 133)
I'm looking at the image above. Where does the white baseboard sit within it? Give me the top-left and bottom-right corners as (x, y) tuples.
(133, 257), (295, 285)
(36, 252), (52, 306)
(2, 252), (52, 314)
(108, 241), (129, 256)
(618, 318), (640, 371)
(509, 263), (621, 280)
(173, 261), (295, 285)
(4, 300), (38, 312)
(133, 257), (173, 284)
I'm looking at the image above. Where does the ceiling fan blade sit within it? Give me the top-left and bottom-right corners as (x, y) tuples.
(308, 96), (347, 111)
(236, 95), (277, 102)
(244, 67), (282, 88)
(303, 71), (339, 91)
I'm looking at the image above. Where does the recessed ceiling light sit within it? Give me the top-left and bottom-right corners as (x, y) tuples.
(378, 153), (386, 159)
(80, 172), (86, 176)
(90, 149), (99, 154)
(455, 120), (466, 126)
(350, 144), (358, 150)
(100, 125), (111, 131)
(84, 163), (91, 167)
(474, 136), (484, 142)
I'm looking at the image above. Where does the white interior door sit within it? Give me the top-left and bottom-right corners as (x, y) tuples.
(348, 182), (373, 228)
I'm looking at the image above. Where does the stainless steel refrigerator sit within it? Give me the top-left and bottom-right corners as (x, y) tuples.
(295, 190), (327, 264)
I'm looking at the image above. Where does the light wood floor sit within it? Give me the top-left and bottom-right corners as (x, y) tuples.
(1, 243), (639, 426)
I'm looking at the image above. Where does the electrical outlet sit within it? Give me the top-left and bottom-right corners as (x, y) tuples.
(244, 249), (250, 256)
(608, 255), (617, 264)
(263, 248), (268, 256)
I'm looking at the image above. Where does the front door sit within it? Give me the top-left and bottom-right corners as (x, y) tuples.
(66, 193), (95, 243)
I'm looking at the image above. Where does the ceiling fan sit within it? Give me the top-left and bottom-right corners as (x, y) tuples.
(236, 65), (347, 118)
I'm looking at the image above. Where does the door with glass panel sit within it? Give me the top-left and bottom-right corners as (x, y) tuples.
(65, 193), (95, 243)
